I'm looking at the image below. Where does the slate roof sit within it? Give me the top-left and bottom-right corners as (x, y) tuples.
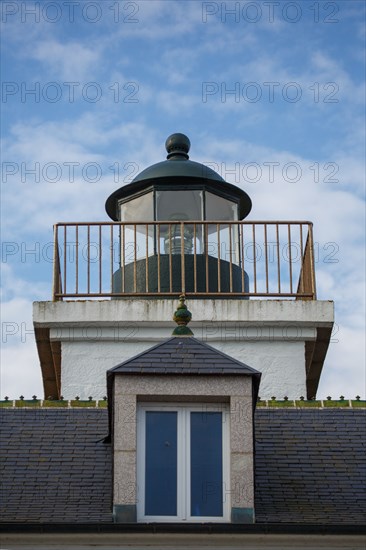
(106, 336), (261, 402)
(1, 408), (365, 525)
(108, 337), (261, 376)
(255, 408), (366, 524)
(0, 409), (112, 524)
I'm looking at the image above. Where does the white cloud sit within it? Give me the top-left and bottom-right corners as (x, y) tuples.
(0, 268), (44, 398)
(31, 40), (101, 81)
(1, 341), (43, 400)
(318, 326), (366, 399)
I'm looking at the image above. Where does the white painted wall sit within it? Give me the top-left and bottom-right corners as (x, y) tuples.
(61, 341), (152, 399)
(60, 338), (305, 400)
(33, 299), (334, 400)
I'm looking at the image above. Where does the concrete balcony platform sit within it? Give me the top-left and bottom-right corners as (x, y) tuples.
(33, 299), (333, 401)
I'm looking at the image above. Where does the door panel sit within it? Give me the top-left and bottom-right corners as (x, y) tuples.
(145, 411), (177, 516)
(190, 412), (223, 517)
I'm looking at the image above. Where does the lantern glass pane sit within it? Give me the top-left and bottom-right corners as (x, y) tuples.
(119, 192), (154, 263)
(205, 193), (239, 265)
(119, 191), (154, 222)
(205, 192), (238, 221)
(155, 190), (203, 221)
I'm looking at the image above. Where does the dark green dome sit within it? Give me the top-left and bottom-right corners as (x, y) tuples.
(105, 133), (252, 220)
(131, 158), (225, 183)
(132, 132), (224, 183)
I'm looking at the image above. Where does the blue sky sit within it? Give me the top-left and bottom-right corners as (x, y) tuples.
(1, 0), (365, 399)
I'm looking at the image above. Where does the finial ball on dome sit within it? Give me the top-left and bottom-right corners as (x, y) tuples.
(165, 133), (191, 159)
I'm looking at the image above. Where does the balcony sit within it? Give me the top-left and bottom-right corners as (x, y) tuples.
(52, 221), (316, 301)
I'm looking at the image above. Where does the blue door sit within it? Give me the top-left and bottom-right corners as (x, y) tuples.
(138, 405), (228, 522)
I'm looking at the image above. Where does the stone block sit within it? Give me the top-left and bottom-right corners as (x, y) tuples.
(113, 504), (136, 523)
(231, 507), (254, 523)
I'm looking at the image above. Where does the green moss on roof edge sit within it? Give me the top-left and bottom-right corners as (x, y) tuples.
(0, 399), (364, 408)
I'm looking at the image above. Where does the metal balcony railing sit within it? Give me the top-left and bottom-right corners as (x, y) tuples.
(52, 221), (316, 301)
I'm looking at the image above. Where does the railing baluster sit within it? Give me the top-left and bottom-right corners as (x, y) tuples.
(309, 223), (317, 299)
(133, 224), (137, 293)
(217, 223), (221, 293)
(75, 225), (79, 295)
(145, 224), (149, 293)
(252, 224), (257, 294)
(181, 222), (185, 294)
(229, 223), (233, 292)
(205, 224), (209, 292)
(63, 225), (67, 295)
(87, 225), (90, 294)
(299, 223), (304, 296)
(193, 224), (197, 293)
(110, 224), (113, 294)
(288, 224), (293, 294)
(276, 223), (281, 294)
(157, 224), (161, 293)
(240, 223), (245, 293)
(169, 224), (172, 293)
(264, 223), (269, 293)
(52, 225), (61, 301)
(121, 224), (125, 293)
(99, 225), (102, 294)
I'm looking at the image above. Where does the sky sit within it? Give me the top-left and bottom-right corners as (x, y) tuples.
(1, 0), (365, 400)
